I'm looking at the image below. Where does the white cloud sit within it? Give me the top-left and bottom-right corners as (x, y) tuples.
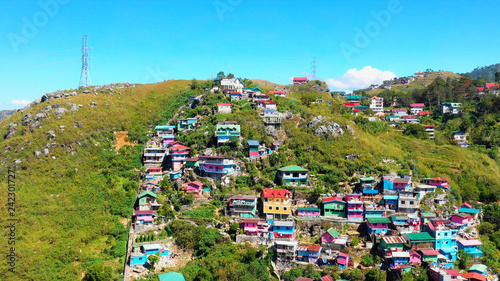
(325, 66), (396, 90)
(11, 99), (31, 107)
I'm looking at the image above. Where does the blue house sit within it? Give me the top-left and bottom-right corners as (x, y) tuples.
(130, 253), (148, 266)
(130, 244), (169, 266)
(143, 244), (169, 256)
(384, 195), (398, 211)
(391, 252), (410, 268)
(158, 272), (186, 281)
(177, 118), (196, 130)
(424, 220), (458, 261)
(296, 245), (321, 264)
(271, 220), (295, 239)
(383, 175), (394, 190)
(360, 177), (378, 195)
(458, 240), (483, 258)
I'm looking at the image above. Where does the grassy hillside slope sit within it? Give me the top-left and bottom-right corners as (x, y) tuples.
(0, 80), (191, 280)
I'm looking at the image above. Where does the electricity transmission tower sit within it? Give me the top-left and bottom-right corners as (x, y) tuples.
(312, 57), (317, 80)
(79, 35), (91, 87)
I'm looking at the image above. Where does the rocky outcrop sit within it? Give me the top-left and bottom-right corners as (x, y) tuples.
(4, 123), (17, 139)
(307, 115), (354, 138)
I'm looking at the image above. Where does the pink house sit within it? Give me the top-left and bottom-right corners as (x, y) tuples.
(393, 177), (411, 191)
(428, 177), (451, 189)
(134, 210), (158, 225)
(321, 228), (340, 248)
(147, 166), (163, 176)
(182, 181), (204, 197)
(409, 250), (421, 265)
(241, 219), (269, 236)
(451, 213), (474, 227)
(337, 252), (350, 269)
(345, 194), (364, 220)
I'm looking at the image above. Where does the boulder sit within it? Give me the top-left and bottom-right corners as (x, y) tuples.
(53, 108), (66, 115)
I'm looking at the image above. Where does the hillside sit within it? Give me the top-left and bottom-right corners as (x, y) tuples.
(465, 63), (500, 80)
(1, 78), (500, 280)
(368, 71), (462, 95)
(0, 80), (192, 280)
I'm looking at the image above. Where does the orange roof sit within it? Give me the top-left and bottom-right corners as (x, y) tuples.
(460, 272), (485, 281)
(308, 245), (321, 251)
(262, 188), (290, 199)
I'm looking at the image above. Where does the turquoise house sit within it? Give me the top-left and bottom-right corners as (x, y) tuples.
(177, 118), (196, 130)
(158, 272), (186, 281)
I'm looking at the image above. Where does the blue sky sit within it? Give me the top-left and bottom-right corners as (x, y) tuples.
(1, 0), (500, 110)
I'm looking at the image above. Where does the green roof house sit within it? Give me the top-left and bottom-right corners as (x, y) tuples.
(277, 165), (309, 186)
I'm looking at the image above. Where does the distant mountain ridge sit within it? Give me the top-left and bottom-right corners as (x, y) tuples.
(0, 109), (17, 121)
(464, 63), (500, 80)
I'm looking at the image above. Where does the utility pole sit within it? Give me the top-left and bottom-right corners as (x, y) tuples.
(79, 35), (91, 87)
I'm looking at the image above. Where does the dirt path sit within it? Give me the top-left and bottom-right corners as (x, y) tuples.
(115, 131), (137, 151)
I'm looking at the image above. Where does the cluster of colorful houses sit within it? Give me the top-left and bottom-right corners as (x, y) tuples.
(225, 173), (489, 279)
(340, 95), (470, 147)
(130, 76), (492, 279)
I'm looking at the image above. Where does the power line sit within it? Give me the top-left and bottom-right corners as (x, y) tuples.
(79, 35), (91, 87)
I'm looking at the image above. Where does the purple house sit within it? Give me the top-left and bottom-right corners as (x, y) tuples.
(134, 210), (158, 225)
(337, 252), (350, 269)
(296, 207), (321, 217)
(409, 250), (421, 266)
(321, 228), (340, 248)
(451, 213), (474, 228)
(366, 217), (391, 235)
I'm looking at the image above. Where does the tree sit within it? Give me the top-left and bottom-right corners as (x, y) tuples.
(495, 71), (500, 83)
(403, 124), (429, 140)
(351, 236), (359, 246)
(365, 267), (386, 281)
(84, 263), (113, 281)
(190, 78), (199, 90)
(227, 73), (235, 78)
(341, 268), (365, 281)
(148, 253), (160, 271)
(360, 254), (375, 266)
(217, 71), (226, 79)
(458, 249), (471, 269)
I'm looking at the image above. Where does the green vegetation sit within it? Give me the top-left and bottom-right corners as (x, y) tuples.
(1, 73), (500, 280)
(0, 80), (192, 280)
(465, 63), (500, 81)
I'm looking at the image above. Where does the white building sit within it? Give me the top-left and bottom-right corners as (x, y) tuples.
(410, 103), (425, 115)
(369, 96), (384, 112)
(217, 103), (232, 114)
(220, 78), (244, 92)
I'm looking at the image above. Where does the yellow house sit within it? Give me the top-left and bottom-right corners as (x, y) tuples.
(261, 188), (292, 220)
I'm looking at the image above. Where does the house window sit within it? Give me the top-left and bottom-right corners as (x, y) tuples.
(401, 201), (405, 204)
(268, 206), (273, 211)
(283, 207), (287, 211)
(276, 207), (280, 211)
(410, 201), (414, 205)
